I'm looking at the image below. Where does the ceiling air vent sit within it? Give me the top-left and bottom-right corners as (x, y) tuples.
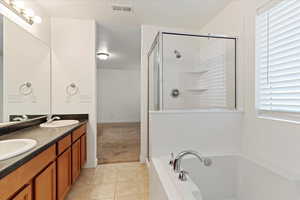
(112, 5), (133, 12)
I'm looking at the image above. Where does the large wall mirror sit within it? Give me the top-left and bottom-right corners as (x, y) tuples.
(0, 15), (51, 124)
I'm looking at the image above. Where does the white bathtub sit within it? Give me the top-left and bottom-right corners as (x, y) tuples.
(149, 155), (300, 200)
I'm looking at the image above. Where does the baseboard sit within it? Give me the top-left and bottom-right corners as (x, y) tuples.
(85, 157), (98, 168)
(140, 153), (147, 164)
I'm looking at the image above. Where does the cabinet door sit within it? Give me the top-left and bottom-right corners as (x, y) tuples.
(57, 148), (72, 200)
(80, 134), (87, 168)
(12, 184), (32, 200)
(72, 139), (81, 183)
(34, 162), (56, 200)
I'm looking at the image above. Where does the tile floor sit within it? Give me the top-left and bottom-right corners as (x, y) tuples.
(66, 162), (149, 200)
(97, 123), (140, 164)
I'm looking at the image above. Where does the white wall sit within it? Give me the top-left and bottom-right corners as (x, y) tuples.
(197, 0), (300, 198)
(149, 111), (242, 157)
(98, 68), (140, 123)
(51, 18), (97, 168)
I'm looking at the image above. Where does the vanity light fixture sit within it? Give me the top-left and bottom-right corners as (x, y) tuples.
(97, 52), (110, 60)
(0, 0), (42, 25)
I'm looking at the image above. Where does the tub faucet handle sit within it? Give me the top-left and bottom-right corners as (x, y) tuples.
(179, 170), (189, 181)
(169, 152), (174, 166)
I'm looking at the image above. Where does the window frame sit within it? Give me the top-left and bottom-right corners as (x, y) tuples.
(255, 0), (300, 123)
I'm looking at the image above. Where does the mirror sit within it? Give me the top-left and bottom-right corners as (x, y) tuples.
(0, 15), (51, 124)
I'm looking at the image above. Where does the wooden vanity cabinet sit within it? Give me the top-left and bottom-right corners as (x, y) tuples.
(56, 134), (72, 200)
(57, 148), (72, 200)
(80, 134), (87, 168)
(71, 139), (81, 183)
(34, 162), (56, 200)
(11, 184), (32, 200)
(0, 145), (56, 200)
(0, 124), (87, 200)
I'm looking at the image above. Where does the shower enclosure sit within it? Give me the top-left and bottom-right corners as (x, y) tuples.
(148, 32), (237, 111)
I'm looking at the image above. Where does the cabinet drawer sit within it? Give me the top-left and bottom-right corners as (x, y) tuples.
(57, 135), (71, 155)
(72, 124), (86, 142)
(0, 145), (56, 200)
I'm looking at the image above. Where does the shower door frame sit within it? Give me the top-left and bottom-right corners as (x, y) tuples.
(147, 32), (163, 161)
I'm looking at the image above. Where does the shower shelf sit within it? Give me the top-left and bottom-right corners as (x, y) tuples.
(184, 70), (208, 74)
(185, 88), (208, 92)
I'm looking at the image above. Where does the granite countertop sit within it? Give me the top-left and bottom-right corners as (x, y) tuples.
(0, 120), (87, 179)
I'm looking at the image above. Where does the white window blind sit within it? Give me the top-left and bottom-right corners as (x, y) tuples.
(256, 0), (300, 113)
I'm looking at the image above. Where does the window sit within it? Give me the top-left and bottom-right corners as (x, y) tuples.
(256, 0), (300, 115)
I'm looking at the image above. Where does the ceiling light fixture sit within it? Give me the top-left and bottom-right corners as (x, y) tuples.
(0, 0), (42, 25)
(97, 52), (110, 60)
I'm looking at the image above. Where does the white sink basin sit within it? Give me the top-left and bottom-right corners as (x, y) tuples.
(0, 139), (37, 161)
(40, 120), (80, 128)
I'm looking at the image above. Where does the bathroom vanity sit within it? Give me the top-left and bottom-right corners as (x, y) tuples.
(0, 122), (87, 200)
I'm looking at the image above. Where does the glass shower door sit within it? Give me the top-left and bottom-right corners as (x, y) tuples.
(148, 35), (161, 111)
(162, 33), (236, 110)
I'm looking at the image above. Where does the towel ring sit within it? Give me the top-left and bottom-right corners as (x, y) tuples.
(66, 83), (79, 96)
(19, 82), (33, 96)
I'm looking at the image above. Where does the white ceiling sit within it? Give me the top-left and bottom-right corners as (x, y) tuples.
(34, 0), (234, 69)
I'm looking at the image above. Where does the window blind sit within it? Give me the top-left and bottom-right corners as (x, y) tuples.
(256, 0), (300, 113)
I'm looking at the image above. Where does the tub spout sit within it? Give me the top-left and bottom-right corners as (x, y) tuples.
(173, 150), (211, 173)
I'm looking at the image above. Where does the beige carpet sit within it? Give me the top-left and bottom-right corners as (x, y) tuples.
(97, 123), (140, 164)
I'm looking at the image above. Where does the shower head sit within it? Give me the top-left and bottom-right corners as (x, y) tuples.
(174, 50), (182, 59)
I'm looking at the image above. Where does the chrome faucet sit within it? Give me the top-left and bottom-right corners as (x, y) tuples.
(173, 150), (212, 172)
(46, 115), (61, 123)
(172, 150), (212, 181)
(12, 115), (28, 122)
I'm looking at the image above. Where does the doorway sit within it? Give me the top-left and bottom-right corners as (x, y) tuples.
(97, 68), (141, 164)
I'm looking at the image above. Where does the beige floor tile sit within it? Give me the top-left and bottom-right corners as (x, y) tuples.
(116, 193), (145, 200)
(93, 166), (118, 184)
(117, 169), (139, 182)
(116, 181), (145, 197)
(92, 198), (114, 200)
(75, 174), (95, 185)
(117, 163), (145, 173)
(66, 184), (92, 200)
(90, 183), (116, 199)
(66, 162), (148, 200)
(93, 173), (117, 185)
(98, 164), (120, 174)
(144, 193), (149, 200)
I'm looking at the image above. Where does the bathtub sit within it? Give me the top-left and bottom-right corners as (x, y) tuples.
(149, 154), (300, 200)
